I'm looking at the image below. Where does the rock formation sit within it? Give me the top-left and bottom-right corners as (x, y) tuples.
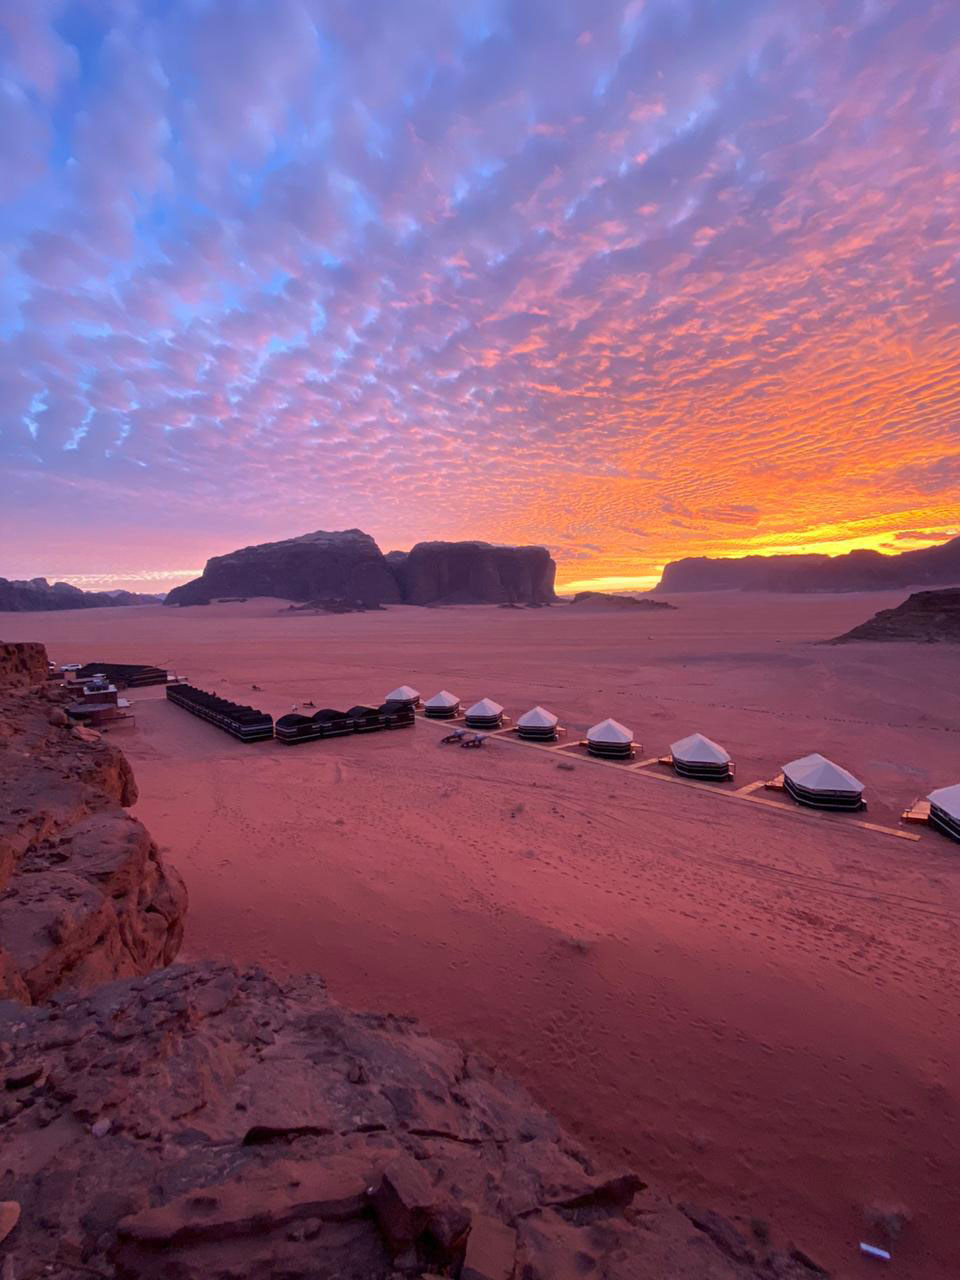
(165, 530), (402, 607)
(0, 640), (49, 687)
(656, 534), (960, 593)
(390, 541), (556, 605)
(0, 577), (164, 612)
(0, 644), (186, 1004)
(0, 960), (826, 1280)
(827, 588), (960, 644)
(568, 591), (676, 610)
(166, 531), (558, 607)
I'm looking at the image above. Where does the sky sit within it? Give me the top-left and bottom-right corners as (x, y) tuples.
(2, 0), (959, 594)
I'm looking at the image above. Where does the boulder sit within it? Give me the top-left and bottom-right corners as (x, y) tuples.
(369, 1156), (437, 1252)
(391, 541), (556, 605)
(462, 1214), (516, 1280)
(165, 530), (401, 607)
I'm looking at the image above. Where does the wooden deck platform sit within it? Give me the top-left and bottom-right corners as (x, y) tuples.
(901, 799), (931, 825)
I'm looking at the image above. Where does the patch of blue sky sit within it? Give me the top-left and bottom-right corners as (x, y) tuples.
(47, 3), (112, 167)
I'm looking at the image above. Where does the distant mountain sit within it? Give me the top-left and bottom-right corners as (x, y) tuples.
(568, 591), (675, 610)
(390, 541), (555, 605)
(0, 577), (164, 612)
(165, 530), (402, 607)
(828, 589), (960, 644)
(165, 530), (557, 607)
(656, 535), (960, 593)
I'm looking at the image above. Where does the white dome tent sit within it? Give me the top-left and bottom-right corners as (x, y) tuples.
(517, 705), (559, 742)
(384, 684), (420, 709)
(586, 718), (635, 760)
(928, 784), (960, 842)
(670, 732), (732, 780)
(423, 690), (461, 720)
(465, 697), (505, 729)
(782, 753), (864, 811)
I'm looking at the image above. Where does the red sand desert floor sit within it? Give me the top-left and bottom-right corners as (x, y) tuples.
(5, 594), (959, 1279)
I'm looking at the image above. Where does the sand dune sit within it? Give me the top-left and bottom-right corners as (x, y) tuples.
(3, 593), (958, 1279)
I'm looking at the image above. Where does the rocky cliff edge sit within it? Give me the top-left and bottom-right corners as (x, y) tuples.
(0, 643), (186, 1004)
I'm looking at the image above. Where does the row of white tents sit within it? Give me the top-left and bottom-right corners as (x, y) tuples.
(383, 686), (959, 836)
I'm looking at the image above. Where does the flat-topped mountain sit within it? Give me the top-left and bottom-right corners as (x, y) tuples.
(828, 588), (960, 643)
(656, 534), (960, 593)
(165, 530), (402, 607)
(390, 540), (556, 605)
(166, 531), (557, 607)
(0, 577), (163, 612)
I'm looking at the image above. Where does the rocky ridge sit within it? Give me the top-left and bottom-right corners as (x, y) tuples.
(827, 588), (960, 644)
(0, 644), (186, 1004)
(0, 578), (164, 612)
(656, 534), (960, 593)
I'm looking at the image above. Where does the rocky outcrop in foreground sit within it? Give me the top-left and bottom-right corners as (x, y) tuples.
(390, 541), (556, 605)
(827, 588), (960, 644)
(166, 530), (558, 607)
(656, 535), (960, 593)
(0, 577), (163, 611)
(0, 960), (826, 1280)
(569, 591), (676, 610)
(0, 650), (186, 1004)
(0, 640), (49, 687)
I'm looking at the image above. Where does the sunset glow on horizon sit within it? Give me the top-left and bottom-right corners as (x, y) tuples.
(3, 1), (959, 592)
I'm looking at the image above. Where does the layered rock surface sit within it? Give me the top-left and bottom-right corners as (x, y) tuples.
(828, 588), (960, 643)
(0, 649), (186, 1004)
(0, 961), (827, 1279)
(657, 535), (960, 593)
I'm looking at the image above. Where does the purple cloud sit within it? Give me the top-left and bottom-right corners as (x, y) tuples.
(2, 0), (959, 588)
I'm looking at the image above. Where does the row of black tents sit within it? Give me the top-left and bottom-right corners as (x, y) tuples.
(166, 684), (274, 742)
(275, 701), (415, 743)
(165, 684), (416, 744)
(70, 661), (173, 688)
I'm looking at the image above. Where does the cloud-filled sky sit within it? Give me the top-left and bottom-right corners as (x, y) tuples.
(2, 0), (959, 592)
